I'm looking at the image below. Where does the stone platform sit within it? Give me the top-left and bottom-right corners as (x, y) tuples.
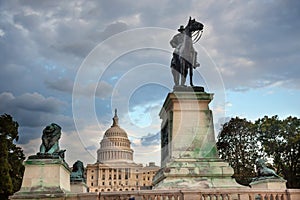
(11, 158), (71, 199)
(250, 178), (287, 189)
(153, 158), (242, 189)
(70, 181), (88, 193)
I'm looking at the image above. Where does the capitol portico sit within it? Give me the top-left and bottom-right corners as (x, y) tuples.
(86, 110), (159, 192)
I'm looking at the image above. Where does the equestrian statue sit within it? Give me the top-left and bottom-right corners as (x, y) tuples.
(170, 17), (204, 87)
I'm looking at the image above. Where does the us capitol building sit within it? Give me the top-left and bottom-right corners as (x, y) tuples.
(86, 110), (159, 192)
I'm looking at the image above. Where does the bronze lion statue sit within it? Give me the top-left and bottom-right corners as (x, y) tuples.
(251, 159), (282, 182)
(256, 159), (280, 178)
(39, 123), (65, 158)
(70, 160), (85, 182)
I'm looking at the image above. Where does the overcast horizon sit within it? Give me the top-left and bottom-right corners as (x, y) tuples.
(0, 0), (299, 166)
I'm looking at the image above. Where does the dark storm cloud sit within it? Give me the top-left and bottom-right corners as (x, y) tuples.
(0, 92), (72, 127)
(0, 92), (75, 144)
(1, 0), (299, 96)
(200, 1), (300, 90)
(0, 0), (128, 106)
(140, 132), (160, 146)
(45, 78), (74, 93)
(17, 113), (75, 145)
(0, 0), (129, 71)
(45, 78), (113, 99)
(0, 92), (65, 114)
(52, 20), (128, 58)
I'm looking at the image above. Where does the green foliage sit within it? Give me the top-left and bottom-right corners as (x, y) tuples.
(0, 139), (13, 194)
(0, 114), (25, 199)
(217, 117), (259, 185)
(218, 115), (300, 188)
(256, 116), (300, 188)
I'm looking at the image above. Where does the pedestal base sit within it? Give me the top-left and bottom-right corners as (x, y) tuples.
(153, 158), (244, 189)
(154, 91), (244, 189)
(250, 178), (287, 189)
(11, 158), (71, 199)
(70, 181), (88, 193)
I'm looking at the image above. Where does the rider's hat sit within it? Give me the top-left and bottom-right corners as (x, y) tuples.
(178, 25), (185, 32)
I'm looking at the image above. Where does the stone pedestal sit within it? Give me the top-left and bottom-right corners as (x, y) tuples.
(250, 178), (287, 189)
(11, 158), (71, 199)
(153, 90), (243, 189)
(70, 181), (88, 193)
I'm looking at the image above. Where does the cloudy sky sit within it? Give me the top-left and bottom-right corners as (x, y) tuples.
(1, 0), (299, 167)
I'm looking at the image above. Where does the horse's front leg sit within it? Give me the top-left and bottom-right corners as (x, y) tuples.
(181, 76), (186, 86)
(172, 68), (179, 86)
(181, 63), (187, 86)
(189, 65), (194, 86)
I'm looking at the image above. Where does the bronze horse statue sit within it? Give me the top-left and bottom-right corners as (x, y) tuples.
(170, 17), (204, 87)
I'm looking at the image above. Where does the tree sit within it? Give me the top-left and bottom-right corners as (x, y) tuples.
(217, 117), (259, 185)
(0, 114), (25, 200)
(256, 116), (300, 188)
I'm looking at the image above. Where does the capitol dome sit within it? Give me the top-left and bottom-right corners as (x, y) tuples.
(97, 109), (134, 163)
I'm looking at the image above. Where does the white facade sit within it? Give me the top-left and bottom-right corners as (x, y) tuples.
(87, 110), (159, 192)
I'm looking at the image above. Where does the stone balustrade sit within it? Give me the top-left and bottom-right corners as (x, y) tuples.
(60, 188), (300, 200)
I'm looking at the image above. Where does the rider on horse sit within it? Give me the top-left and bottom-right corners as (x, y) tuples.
(170, 18), (203, 87)
(170, 25), (185, 86)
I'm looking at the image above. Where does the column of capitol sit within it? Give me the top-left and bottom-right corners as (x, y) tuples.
(86, 109), (159, 192)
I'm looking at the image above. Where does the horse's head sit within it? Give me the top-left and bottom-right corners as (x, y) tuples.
(186, 17), (204, 33)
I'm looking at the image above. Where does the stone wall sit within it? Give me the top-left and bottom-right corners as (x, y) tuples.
(11, 189), (300, 200)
